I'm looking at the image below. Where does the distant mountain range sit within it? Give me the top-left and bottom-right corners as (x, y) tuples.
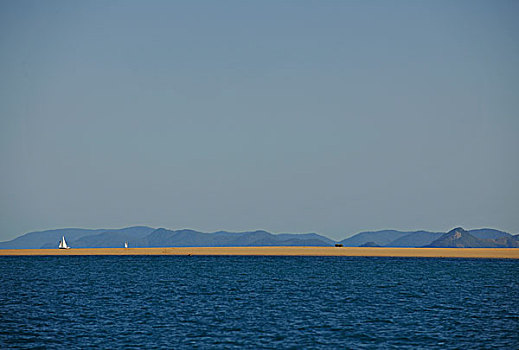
(423, 227), (519, 248)
(0, 227), (334, 249)
(0, 226), (517, 249)
(339, 227), (518, 248)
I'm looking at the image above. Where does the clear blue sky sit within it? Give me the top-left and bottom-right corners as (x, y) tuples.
(1, 0), (518, 241)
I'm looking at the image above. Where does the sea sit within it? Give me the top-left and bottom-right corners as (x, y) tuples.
(1, 256), (518, 349)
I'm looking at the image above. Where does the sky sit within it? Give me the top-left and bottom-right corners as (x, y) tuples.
(1, 0), (518, 241)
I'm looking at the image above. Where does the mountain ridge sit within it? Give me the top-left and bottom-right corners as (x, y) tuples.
(0, 226), (517, 249)
(0, 227), (334, 249)
(424, 227), (519, 248)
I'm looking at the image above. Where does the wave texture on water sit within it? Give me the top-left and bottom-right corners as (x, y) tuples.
(1, 256), (518, 349)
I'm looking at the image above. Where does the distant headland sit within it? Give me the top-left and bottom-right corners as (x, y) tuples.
(0, 226), (517, 249)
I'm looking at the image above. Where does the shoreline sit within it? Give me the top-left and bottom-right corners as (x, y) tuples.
(0, 247), (518, 259)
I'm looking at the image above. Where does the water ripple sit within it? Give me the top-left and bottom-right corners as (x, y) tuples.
(1, 256), (518, 349)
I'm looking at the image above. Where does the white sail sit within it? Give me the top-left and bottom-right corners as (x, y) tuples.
(59, 236), (70, 249)
(124, 241), (128, 248)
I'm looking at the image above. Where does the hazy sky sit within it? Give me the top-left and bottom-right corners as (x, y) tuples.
(1, 0), (518, 241)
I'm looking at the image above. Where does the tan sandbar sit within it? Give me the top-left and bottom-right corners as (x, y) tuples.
(0, 247), (518, 259)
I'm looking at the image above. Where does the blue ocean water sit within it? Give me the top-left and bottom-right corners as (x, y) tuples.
(0, 256), (518, 349)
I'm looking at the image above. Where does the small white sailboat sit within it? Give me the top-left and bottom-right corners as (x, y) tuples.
(58, 236), (70, 249)
(124, 241), (128, 248)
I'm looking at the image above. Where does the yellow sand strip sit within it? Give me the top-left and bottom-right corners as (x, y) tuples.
(0, 247), (518, 259)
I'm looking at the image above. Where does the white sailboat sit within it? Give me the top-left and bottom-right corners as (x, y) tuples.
(58, 236), (70, 249)
(124, 241), (128, 248)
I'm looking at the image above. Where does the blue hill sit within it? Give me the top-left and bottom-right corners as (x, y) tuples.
(1, 226), (515, 249)
(338, 230), (409, 247)
(337, 228), (515, 248)
(0, 227), (334, 249)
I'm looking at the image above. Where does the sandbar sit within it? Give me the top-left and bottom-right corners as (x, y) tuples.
(0, 247), (518, 259)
